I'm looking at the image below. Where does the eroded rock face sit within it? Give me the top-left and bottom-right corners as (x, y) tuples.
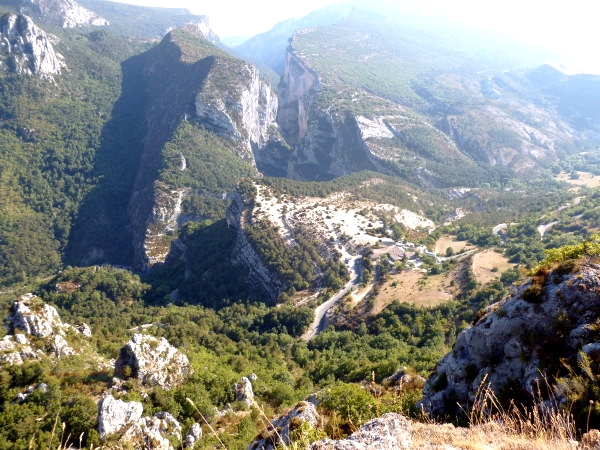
(249, 401), (320, 450)
(234, 376), (254, 406)
(420, 262), (600, 418)
(0, 294), (91, 365)
(0, 13), (64, 80)
(19, 0), (109, 28)
(114, 333), (191, 389)
(310, 413), (412, 450)
(98, 395), (144, 440)
(185, 423), (202, 448)
(98, 396), (182, 449)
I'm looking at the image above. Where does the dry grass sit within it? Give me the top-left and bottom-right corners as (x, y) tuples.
(435, 235), (475, 255)
(471, 249), (515, 285)
(413, 376), (579, 450)
(371, 271), (454, 314)
(557, 171), (600, 189)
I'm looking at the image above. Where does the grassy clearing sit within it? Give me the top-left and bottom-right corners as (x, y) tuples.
(557, 171), (600, 188)
(435, 235), (475, 256)
(372, 270), (454, 314)
(471, 249), (514, 285)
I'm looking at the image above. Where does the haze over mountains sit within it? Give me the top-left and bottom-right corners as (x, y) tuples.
(1, 0), (600, 448)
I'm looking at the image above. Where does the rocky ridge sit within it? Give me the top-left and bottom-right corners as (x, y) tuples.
(0, 293), (92, 365)
(420, 260), (600, 418)
(0, 13), (63, 80)
(19, 0), (109, 28)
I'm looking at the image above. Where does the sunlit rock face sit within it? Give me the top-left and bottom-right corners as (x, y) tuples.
(19, 0), (109, 28)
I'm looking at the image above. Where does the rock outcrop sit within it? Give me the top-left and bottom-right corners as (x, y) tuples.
(114, 333), (191, 389)
(19, 0), (109, 28)
(227, 188), (286, 301)
(185, 423), (202, 448)
(234, 376), (255, 406)
(420, 261), (600, 418)
(310, 413), (412, 450)
(98, 395), (144, 440)
(0, 13), (64, 80)
(249, 401), (320, 450)
(98, 395), (183, 449)
(0, 294), (91, 365)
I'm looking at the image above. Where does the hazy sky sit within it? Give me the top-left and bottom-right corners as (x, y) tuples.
(109, 0), (599, 71)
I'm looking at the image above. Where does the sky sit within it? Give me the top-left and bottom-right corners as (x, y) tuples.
(108, 0), (599, 72)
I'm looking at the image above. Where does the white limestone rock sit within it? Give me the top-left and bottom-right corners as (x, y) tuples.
(0, 13), (64, 80)
(234, 376), (254, 406)
(6, 293), (62, 338)
(137, 412), (182, 450)
(19, 0), (109, 28)
(185, 422), (202, 448)
(310, 413), (412, 450)
(98, 395), (144, 439)
(114, 334), (191, 389)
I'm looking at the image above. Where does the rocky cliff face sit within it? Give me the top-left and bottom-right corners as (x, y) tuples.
(227, 189), (285, 301)
(19, 0), (109, 28)
(420, 261), (600, 418)
(0, 13), (63, 80)
(128, 26), (287, 269)
(278, 40), (401, 181)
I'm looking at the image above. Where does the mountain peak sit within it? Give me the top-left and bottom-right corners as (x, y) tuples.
(19, 0), (109, 28)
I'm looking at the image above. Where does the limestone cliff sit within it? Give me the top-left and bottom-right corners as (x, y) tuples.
(420, 261), (600, 418)
(19, 0), (109, 28)
(128, 26), (287, 269)
(0, 13), (63, 80)
(226, 189), (285, 301)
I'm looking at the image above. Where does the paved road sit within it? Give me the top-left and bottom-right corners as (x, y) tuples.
(302, 256), (360, 341)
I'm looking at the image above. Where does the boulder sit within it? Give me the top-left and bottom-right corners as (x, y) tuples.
(234, 376), (254, 406)
(249, 401), (319, 450)
(98, 395), (143, 439)
(185, 422), (202, 448)
(310, 413), (412, 450)
(137, 412), (182, 450)
(382, 367), (426, 392)
(114, 333), (191, 389)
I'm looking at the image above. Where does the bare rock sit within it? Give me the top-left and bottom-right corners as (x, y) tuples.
(383, 367), (426, 392)
(114, 333), (191, 389)
(19, 0), (109, 28)
(310, 413), (412, 450)
(185, 422), (202, 448)
(420, 262), (600, 418)
(136, 412), (182, 450)
(249, 401), (320, 450)
(98, 395), (144, 439)
(234, 376), (254, 406)
(0, 13), (64, 80)
(6, 293), (62, 338)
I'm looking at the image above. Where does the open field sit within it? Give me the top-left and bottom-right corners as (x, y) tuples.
(435, 234), (475, 256)
(371, 270), (454, 314)
(471, 249), (515, 285)
(557, 171), (600, 189)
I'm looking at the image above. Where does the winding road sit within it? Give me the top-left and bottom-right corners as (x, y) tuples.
(302, 256), (361, 341)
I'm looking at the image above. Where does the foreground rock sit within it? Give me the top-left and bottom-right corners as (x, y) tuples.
(98, 395), (184, 449)
(310, 413), (412, 450)
(0, 294), (91, 365)
(249, 401), (320, 450)
(421, 261), (600, 417)
(114, 333), (191, 389)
